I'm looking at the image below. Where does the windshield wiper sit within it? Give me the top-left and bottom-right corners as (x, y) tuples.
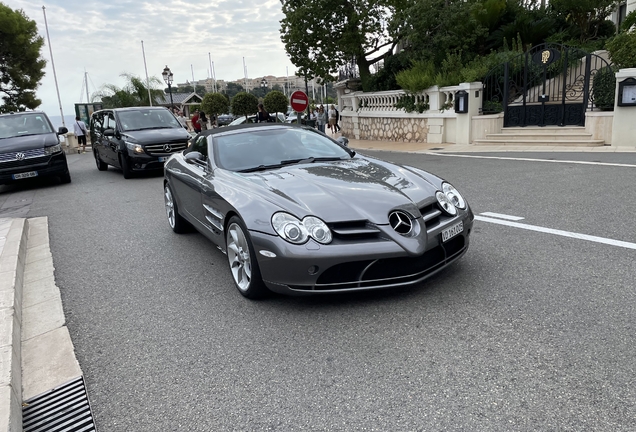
(126, 126), (174, 131)
(279, 156), (344, 165)
(237, 163), (283, 173)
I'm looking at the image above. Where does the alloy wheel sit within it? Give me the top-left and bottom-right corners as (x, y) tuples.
(227, 223), (252, 291)
(164, 186), (175, 228)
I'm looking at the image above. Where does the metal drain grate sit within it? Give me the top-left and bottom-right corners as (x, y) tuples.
(23, 376), (96, 432)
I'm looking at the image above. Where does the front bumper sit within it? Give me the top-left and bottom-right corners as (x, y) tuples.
(250, 210), (474, 295)
(124, 152), (169, 171)
(0, 152), (68, 183)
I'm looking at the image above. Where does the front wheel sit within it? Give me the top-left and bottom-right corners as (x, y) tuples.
(120, 154), (133, 179)
(94, 149), (108, 171)
(164, 183), (190, 234)
(226, 216), (268, 299)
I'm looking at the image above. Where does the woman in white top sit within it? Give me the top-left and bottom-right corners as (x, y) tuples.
(328, 105), (337, 133)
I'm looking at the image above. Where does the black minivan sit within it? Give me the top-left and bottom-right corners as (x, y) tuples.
(0, 111), (71, 185)
(90, 107), (190, 178)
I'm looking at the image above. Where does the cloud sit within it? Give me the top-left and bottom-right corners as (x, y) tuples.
(6, 0), (297, 115)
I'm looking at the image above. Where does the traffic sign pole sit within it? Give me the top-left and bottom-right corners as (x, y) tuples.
(290, 91), (309, 125)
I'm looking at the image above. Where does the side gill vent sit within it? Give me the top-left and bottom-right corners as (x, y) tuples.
(23, 376), (97, 432)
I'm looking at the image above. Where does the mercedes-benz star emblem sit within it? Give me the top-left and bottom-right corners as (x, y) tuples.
(16, 152), (25, 161)
(388, 211), (412, 235)
(163, 144), (172, 153)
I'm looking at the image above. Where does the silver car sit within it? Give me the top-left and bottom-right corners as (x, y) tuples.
(164, 124), (473, 299)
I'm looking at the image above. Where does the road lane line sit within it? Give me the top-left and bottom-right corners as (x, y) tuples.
(426, 152), (636, 168)
(474, 215), (636, 250)
(479, 212), (525, 221)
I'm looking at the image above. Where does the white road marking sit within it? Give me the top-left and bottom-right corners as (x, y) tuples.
(479, 212), (525, 221)
(474, 215), (636, 250)
(426, 152), (636, 168)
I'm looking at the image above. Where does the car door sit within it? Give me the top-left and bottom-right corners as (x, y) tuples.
(90, 113), (104, 158)
(170, 136), (208, 228)
(102, 111), (119, 165)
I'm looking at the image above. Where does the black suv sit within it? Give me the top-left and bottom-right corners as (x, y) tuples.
(90, 107), (190, 179)
(0, 111), (71, 185)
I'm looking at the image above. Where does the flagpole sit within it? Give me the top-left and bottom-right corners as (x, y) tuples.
(208, 53), (217, 93)
(191, 64), (196, 95)
(42, 6), (65, 127)
(141, 41), (152, 106)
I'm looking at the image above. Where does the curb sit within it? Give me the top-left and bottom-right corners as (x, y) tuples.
(0, 218), (28, 432)
(0, 217), (83, 432)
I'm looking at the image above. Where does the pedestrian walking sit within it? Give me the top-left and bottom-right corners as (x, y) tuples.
(256, 103), (270, 123)
(198, 111), (209, 131)
(328, 105), (337, 134)
(334, 106), (341, 132)
(192, 110), (201, 133)
(316, 106), (327, 133)
(176, 111), (187, 128)
(73, 116), (88, 153)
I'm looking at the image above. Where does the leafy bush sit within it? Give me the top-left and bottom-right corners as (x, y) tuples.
(395, 61), (437, 93)
(201, 93), (229, 117)
(621, 11), (636, 33)
(606, 31), (636, 68)
(231, 92), (259, 119)
(592, 65), (617, 111)
(263, 90), (288, 115)
(362, 51), (412, 92)
(394, 95), (430, 113)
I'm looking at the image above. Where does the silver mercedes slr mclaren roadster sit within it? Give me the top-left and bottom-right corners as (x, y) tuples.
(164, 124), (474, 299)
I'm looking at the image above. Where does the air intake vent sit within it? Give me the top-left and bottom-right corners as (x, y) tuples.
(23, 376), (97, 432)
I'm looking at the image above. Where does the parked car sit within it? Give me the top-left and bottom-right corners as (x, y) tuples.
(0, 111), (71, 185)
(216, 113), (236, 126)
(90, 107), (191, 179)
(164, 123), (473, 299)
(227, 113), (286, 126)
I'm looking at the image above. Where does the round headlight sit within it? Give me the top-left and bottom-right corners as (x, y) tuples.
(303, 216), (332, 244)
(436, 191), (457, 216)
(442, 183), (466, 209)
(272, 213), (309, 244)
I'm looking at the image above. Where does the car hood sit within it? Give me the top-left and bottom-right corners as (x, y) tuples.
(121, 128), (190, 144)
(232, 157), (440, 224)
(0, 133), (59, 153)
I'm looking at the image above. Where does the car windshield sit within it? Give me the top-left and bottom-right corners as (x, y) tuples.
(0, 113), (53, 140)
(117, 109), (181, 131)
(214, 127), (351, 172)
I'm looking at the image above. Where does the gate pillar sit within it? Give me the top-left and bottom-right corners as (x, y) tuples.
(611, 68), (636, 146)
(456, 82), (483, 145)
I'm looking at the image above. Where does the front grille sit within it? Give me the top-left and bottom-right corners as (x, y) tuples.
(22, 376), (96, 432)
(0, 155), (49, 169)
(329, 220), (381, 241)
(0, 148), (46, 163)
(144, 142), (188, 155)
(304, 235), (466, 291)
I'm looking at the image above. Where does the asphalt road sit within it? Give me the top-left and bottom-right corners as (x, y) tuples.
(1, 150), (635, 431)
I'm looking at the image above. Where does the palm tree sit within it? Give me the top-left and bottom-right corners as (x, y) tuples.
(92, 73), (164, 108)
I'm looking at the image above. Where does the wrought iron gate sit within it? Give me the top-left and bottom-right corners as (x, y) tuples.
(482, 44), (613, 127)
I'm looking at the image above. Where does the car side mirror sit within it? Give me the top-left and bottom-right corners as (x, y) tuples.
(185, 151), (205, 164)
(103, 128), (115, 137)
(337, 136), (349, 147)
(57, 126), (68, 135)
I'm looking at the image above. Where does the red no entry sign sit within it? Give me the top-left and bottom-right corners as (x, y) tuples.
(290, 91), (309, 112)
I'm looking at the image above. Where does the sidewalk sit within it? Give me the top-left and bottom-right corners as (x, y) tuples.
(0, 217), (86, 432)
(345, 137), (636, 153)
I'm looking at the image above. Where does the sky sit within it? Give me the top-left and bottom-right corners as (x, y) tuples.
(6, 0), (298, 118)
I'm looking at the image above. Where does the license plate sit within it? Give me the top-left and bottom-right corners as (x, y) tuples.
(442, 221), (463, 242)
(12, 171), (38, 180)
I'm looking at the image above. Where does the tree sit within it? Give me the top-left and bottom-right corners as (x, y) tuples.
(0, 4), (46, 112)
(224, 82), (245, 99)
(550, 0), (620, 42)
(95, 73), (164, 108)
(231, 92), (259, 120)
(606, 29), (636, 68)
(263, 91), (288, 117)
(280, 0), (406, 83)
(201, 92), (230, 119)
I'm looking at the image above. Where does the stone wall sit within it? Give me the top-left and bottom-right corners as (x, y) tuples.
(353, 117), (429, 142)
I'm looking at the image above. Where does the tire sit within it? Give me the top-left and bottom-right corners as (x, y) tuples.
(119, 154), (133, 179)
(226, 216), (268, 299)
(164, 183), (190, 234)
(59, 170), (71, 184)
(94, 149), (108, 171)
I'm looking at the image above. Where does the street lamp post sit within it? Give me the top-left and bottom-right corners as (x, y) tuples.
(162, 65), (174, 110)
